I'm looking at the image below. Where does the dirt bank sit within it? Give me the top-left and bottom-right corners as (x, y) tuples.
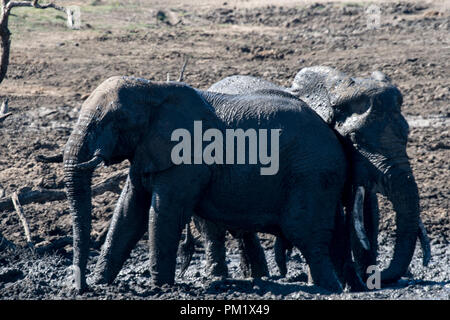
(0, 0), (448, 299)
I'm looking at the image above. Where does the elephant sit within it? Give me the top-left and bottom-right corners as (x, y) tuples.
(203, 66), (431, 284)
(64, 75), (355, 293)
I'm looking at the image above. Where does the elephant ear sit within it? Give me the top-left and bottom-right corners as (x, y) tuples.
(289, 66), (400, 135)
(288, 66), (350, 124)
(329, 83), (403, 137)
(329, 87), (374, 136)
(132, 84), (219, 174)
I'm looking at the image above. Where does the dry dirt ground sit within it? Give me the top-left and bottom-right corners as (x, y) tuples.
(0, 0), (449, 300)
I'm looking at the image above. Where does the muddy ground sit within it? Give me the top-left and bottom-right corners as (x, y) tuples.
(0, 0), (449, 300)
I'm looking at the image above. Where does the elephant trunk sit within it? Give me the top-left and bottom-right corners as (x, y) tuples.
(64, 164), (93, 291)
(380, 167), (420, 284)
(63, 110), (100, 292)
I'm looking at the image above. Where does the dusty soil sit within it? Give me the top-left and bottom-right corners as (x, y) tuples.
(0, 0), (449, 300)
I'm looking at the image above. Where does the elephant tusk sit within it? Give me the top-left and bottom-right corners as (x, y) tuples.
(72, 265), (82, 291)
(75, 155), (104, 171)
(418, 218), (431, 266)
(352, 186), (370, 251)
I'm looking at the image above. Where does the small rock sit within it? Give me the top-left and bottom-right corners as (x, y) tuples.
(156, 10), (181, 26)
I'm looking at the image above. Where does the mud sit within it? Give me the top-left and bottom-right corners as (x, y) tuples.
(0, 0), (449, 299)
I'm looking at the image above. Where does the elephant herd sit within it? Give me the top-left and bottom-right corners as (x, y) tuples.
(62, 65), (431, 294)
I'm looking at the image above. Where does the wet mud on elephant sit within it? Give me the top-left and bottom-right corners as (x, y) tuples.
(205, 66), (430, 285)
(64, 76), (355, 293)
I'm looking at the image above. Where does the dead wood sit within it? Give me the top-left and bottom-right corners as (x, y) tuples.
(0, 171), (127, 212)
(35, 153), (63, 163)
(0, 1), (69, 84)
(11, 192), (34, 250)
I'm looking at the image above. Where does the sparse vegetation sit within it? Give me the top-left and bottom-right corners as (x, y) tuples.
(0, 0), (448, 300)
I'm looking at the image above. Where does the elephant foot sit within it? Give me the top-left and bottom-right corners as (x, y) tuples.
(93, 256), (123, 285)
(316, 279), (343, 294)
(274, 236), (293, 277)
(151, 276), (175, 287)
(207, 261), (229, 279)
(237, 233), (270, 279)
(343, 263), (367, 292)
(68, 284), (90, 296)
(306, 254), (343, 293)
(70, 265), (89, 294)
(92, 272), (112, 285)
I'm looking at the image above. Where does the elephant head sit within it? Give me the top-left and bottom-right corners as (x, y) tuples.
(63, 76), (218, 291)
(288, 66), (423, 283)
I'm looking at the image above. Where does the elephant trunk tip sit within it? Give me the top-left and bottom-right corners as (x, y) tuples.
(380, 170), (420, 284)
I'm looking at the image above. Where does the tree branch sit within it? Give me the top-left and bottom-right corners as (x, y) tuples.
(11, 192), (34, 250)
(0, 171), (128, 212)
(6, 1), (65, 13)
(0, 97), (11, 122)
(178, 55), (189, 82)
(0, 111), (11, 122)
(35, 153), (63, 163)
(0, 0), (69, 84)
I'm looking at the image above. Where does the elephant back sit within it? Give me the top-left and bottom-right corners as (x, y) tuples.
(208, 75), (285, 95)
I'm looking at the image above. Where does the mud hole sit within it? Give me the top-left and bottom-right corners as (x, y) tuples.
(0, 1), (449, 299)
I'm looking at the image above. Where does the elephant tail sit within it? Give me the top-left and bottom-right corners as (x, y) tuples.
(178, 221), (197, 278)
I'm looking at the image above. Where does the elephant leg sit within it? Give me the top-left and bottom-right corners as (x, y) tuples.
(329, 205), (346, 284)
(94, 175), (151, 284)
(351, 191), (379, 282)
(193, 216), (229, 278)
(148, 166), (209, 286)
(281, 191), (343, 293)
(148, 196), (188, 286)
(291, 239), (342, 293)
(274, 236), (293, 277)
(237, 232), (269, 278)
(330, 204), (366, 292)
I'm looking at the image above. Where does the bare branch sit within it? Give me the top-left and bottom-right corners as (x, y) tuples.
(11, 192), (34, 249)
(35, 236), (71, 254)
(6, 1), (65, 14)
(0, 171), (128, 212)
(0, 0), (69, 84)
(35, 153), (63, 163)
(0, 189), (65, 211)
(91, 170), (127, 196)
(0, 111), (11, 122)
(0, 97), (11, 122)
(178, 55), (189, 82)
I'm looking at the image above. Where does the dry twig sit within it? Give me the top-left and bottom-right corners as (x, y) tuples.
(11, 192), (34, 250)
(0, 97), (11, 122)
(178, 55), (189, 82)
(35, 153), (63, 163)
(0, 171), (128, 212)
(35, 236), (71, 254)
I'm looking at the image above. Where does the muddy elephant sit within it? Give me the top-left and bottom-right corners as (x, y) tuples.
(64, 76), (353, 293)
(205, 66), (430, 284)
